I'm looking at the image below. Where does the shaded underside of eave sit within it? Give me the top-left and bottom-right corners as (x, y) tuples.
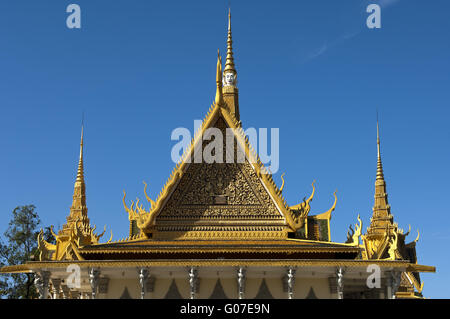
(77, 241), (361, 260)
(82, 239), (358, 249)
(405, 264), (436, 273)
(78, 251), (361, 261)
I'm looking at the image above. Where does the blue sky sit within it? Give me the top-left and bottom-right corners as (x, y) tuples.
(0, 1), (449, 298)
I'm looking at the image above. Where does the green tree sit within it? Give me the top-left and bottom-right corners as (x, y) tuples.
(0, 205), (54, 299)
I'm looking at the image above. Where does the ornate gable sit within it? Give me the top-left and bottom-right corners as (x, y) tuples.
(120, 22), (313, 241)
(152, 115), (288, 240)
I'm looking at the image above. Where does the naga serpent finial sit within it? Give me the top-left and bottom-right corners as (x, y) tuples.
(143, 181), (156, 208)
(418, 282), (424, 293)
(414, 229), (420, 243)
(95, 225), (107, 241)
(316, 190), (338, 220)
(289, 180), (316, 229)
(387, 230), (398, 260)
(346, 214), (362, 246)
(49, 225), (58, 240)
(107, 230), (113, 243)
(123, 190), (137, 220)
(404, 224), (411, 237)
(346, 224), (354, 243)
(279, 173), (285, 193)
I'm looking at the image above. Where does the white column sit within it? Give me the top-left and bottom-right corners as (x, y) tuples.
(287, 267), (296, 299)
(389, 270), (401, 299)
(34, 271), (50, 299)
(336, 267), (345, 299)
(237, 267), (246, 299)
(188, 267), (198, 299)
(89, 267), (100, 299)
(139, 267), (149, 299)
(51, 278), (61, 299)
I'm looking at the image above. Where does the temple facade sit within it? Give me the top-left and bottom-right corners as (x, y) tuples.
(0, 11), (434, 299)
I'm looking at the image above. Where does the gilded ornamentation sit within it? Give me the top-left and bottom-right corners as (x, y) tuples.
(156, 118), (283, 225)
(279, 173), (285, 193)
(123, 190), (150, 224)
(386, 229), (398, 260)
(0, 11), (435, 302)
(36, 126), (108, 261)
(345, 215), (362, 246)
(37, 229), (56, 261)
(215, 49), (224, 106)
(153, 229), (286, 240)
(143, 181), (156, 209)
(315, 190), (338, 220)
(290, 181), (315, 229)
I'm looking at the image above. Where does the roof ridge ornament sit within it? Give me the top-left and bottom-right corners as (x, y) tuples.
(215, 49), (224, 106)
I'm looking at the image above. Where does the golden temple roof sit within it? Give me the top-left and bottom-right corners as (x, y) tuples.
(0, 12), (433, 300)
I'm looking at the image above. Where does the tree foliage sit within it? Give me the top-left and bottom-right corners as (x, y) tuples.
(0, 205), (54, 299)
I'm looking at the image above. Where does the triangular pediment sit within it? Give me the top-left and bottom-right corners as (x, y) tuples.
(157, 117), (282, 219)
(139, 105), (296, 240)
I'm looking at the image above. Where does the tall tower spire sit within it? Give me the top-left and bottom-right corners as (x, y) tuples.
(73, 124), (87, 209)
(70, 124), (87, 219)
(52, 124), (106, 258)
(223, 8), (237, 78)
(59, 124), (90, 237)
(364, 118), (395, 258)
(222, 8), (240, 120)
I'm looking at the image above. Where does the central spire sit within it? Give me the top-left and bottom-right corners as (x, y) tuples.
(67, 125), (89, 227)
(58, 124), (90, 238)
(366, 118), (394, 242)
(222, 8), (240, 120)
(223, 8), (237, 81)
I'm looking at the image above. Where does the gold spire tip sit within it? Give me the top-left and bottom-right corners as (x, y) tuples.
(376, 117), (384, 181)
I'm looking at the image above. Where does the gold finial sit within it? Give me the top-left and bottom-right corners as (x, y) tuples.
(279, 173), (285, 192)
(215, 49), (224, 105)
(223, 8), (237, 78)
(376, 114), (385, 182)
